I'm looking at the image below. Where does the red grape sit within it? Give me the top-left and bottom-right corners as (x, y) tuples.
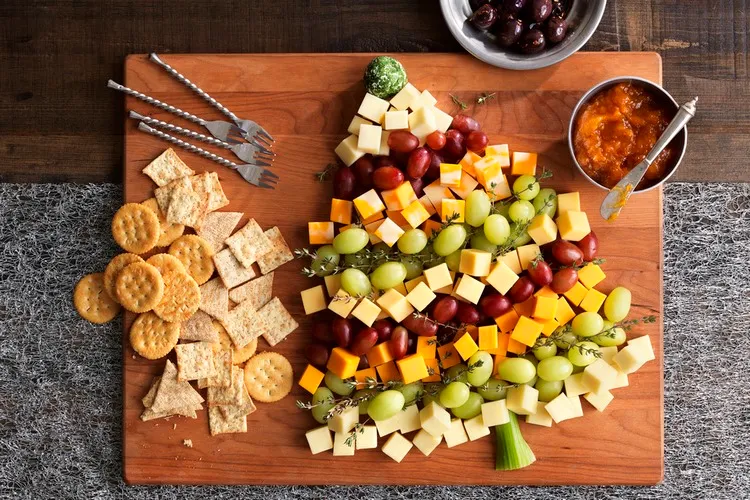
(388, 130), (419, 153)
(551, 268), (578, 294)
(333, 167), (356, 200)
(451, 114), (481, 135)
(375, 156), (397, 169)
(442, 129), (467, 161)
(550, 239), (584, 266)
(389, 326), (409, 360)
(528, 260), (553, 287)
(407, 147), (431, 180)
(350, 327), (379, 356)
(372, 166), (405, 190)
(426, 131), (447, 150)
(456, 302), (480, 324)
(401, 314), (439, 337)
(357, 356), (370, 370)
(432, 296), (459, 323)
(508, 276), (534, 303)
(480, 293), (513, 317)
(425, 149), (443, 180)
(311, 321), (334, 345)
(410, 177), (425, 197)
(576, 231), (599, 261)
(352, 156), (375, 190)
(466, 131), (489, 153)
(372, 319), (394, 342)
(331, 317), (352, 348)
(389, 151), (410, 168)
(305, 343), (330, 368)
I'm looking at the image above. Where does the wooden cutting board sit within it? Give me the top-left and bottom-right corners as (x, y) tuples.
(122, 53), (664, 485)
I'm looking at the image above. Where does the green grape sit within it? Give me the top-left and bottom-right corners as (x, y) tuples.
(470, 233), (498, 253)
(465, 190), (491, 227)
(445, 249), (462, 272)
(367, 390), (405, 421)
(591, 326), (627, 347)
(535, 379), (564, 402)
(507, 223), (532, 247)
(439, 381), (471, 408)
(451, 392), (484, 419)
(525, 374), (538, 387)
(521, 352), (539, 367)
(567, 341), (600, 367)
(344, 250), (367, 267)
(311, 387), (335, 424)
(353, 389), (376, 415)
(532, 342), (557, 360)
(311, 245), (340, 276)
(397, 229), (428, 254)
(324, 371), (354, 396)
(477, 379), (509, 401)
(536, 356), (574, 381)
(433, 224), (467, 256)
(421, 383), (445, 408)
(512, 175), (540, 201)
(467, 351), (494, 387)
(444, 363), (469, 385)
(401, 255), (424, 280)
(398, 381), (424, 406)
(604, 286), (632, 322)
(572, 312), (605, 337)
(552, 327), (578, 349)
(332, 228), (369, 254)
(370, 261), (407, 290)
(572, 364), (585, 374)
(483, 214), (511, 245)
(341, 268), (371, 296)
(421, 393), (442, 408)
(370, 242), (393, 267)
(496, 357), (536, 384)
(508, 200), (535, 223)
(492, 202), (511, 219)
(532, 188), (558, 218)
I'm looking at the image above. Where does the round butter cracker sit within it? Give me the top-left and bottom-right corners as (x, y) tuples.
(129, 311), (180, 359)
(73, 273), (121, 324)
(168, 235), (215, 285)
(214, 320), (257, 365)
(115, 262), (165, 313)
(103, 253), (143, 301)
(111, 203), (160, 254)
(153, 272), (201, 323)
(243, 351), (293, 403)
(142, 197), (185, 247)
(146, 253), (187, 280)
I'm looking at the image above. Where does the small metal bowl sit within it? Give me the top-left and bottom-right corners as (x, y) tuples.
(567, 76), (688, 193)
(439, 0), (607, 71)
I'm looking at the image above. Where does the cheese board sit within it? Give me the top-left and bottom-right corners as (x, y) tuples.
(121, 53), (663, 485)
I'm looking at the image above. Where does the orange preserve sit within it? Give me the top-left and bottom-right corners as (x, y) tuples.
(573, 82), (678, 189)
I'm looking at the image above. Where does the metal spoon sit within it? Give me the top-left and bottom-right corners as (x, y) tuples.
(600, 97), (698, 221)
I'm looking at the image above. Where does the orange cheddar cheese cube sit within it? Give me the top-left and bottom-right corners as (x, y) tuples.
(418, 195), (437, 217)
(578, 263), (606, 289)
(308, 222), (334, 245)
(298, 364), (325, 394)
(422, 357), (441, 382)
(330, 198), (353, 225)
(397, 354), (430, 384)
(421, 219), (443, 238)
(376, 360), (401, 383)
(386, 210), (410, 228)
(459, 151), (482, 177)
(493, 352), (506, 376)
(511, 152), (537, 176)
(564, 281), (588, 306)
(527, 214), (558, 246)
(381, 182), (418, 211)
(361, 210), (385, 225)
(485, 144), (510, 167)
(354, 189), (386, 220)
(478, 325), (499, 352)
(367, 342), (394, 367)
(423, 178), (455, 215)
(374, 217), (405, 247)
(556, 210), (591, 242)
(513, 296), (536, 318)
(540, 318), (559, 336)
(495, 332), (510, 358)
(482, 165), (512, 200)
(507, 336), (528, 355)
(555, 296), (576, 325)
(580, 287), (607, 313)
(437, 342), (461, 369)
(354, 367), (378, 388)
(472, 156), (501, 186)
(454, 332), (479, 360)
(401, 199), (431, 229)
(441, 198), (465, 223)
(557, 192), (581, 215)
(416, 336), (437, 360)
(364, 219), (385, 244)
(440, 163), (463, 188)
(533, 295), (558, 321)
(534, 286), (558, 299)
(495, 309), (520, 334)
(450, 171), (480, 200)
(327, 347), (360, 379)
(511, 316), (544, 347)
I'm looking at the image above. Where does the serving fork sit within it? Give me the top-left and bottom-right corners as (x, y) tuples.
(137, 122), (279, 189)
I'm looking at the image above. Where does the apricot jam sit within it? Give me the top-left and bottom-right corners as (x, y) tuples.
(573, 82), (678, 189)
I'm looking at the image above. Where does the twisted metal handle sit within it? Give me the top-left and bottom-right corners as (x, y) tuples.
(149, 53), (239, 124)
(108, 80), (206, 126)
(137, 122), (238, 169)
(128, 111), (231, 150)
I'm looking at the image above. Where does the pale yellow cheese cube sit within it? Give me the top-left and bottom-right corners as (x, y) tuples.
(300, 285), (327, 315)
(506, 384), (539, 415)
(419, 401), (452, 437)
(481, 399), (510, 427)
(483, 167), (512, 200)
(390, 282), (408, 296)
(432, 106), (454, 133)
(433, 271), (456, 294)
(563, 372), (591, 397)
(405, 276), (427, 293)
(557, 210), (591, 241)
(441, 199), (465, 223)
(398, 404), (422, 434)
(412, 428), (442, 456)
(347, 115), (373, 135)
(599, 346), (618, 364)
(305, 426), (333, 455)
(526, 401), (553, 427)
(527, 214), (558, 245)
(379, 130), (391, 156)
(357, 124), (382, 155)
(449, 171), (480, 200)
(358, 92), (390, 123)
(463, 415), (490, 441)
(544, 393), (576, 423)
(567, 395), (584, 418)
(381, 432), (413, 463)
(454, 274), (485, 304)
(384, 110), (409, 130)
(612, 344), (648, 374)
(627, 335), (656, 361)
(459, 249), (493, 277)
(327, 406), (359, 434)
(334, 134), (365, 167)
(355, 425), (378, 450)
(389, 83), (421, 111)
(584, 389), (614, 412)
(557, 192), (580, 215)
(411, 89), (438, 111)
(332, 431), (356, 456)
(405, 282), (437, 312)
(440, 163), (463, 188)
(408, 105), (437, 138)
(374, 217), (405, 247)
(582, 358), (618, 393)
(498, 251), (522, 274)
(328, 289), (359, 318)
(423, 263), (453, 291)
(401, 199), (431, 228)
(351, 297), (382, 327)
(353, 189), (386, 220)
(443, 418), (468, 448)
(485, 261), (519, 294)
(324, 274), (342, 297)
(609, 363), (629, 389)
(423, 178), (455, 215)
(418, 195), (437, 216)
(374, 411), (403, 437)
(516, 243), (542, 271)
(376, 288), (414, 323)
(485, 144), (510, 167)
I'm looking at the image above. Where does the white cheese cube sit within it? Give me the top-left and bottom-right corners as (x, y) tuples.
(412, 428), (442, 456)
(584, 389), (614, 412)
(357, 124), (382, 155)
(305, 426), (333, 455)
(526, 402), (553, 427)
(405, 282), (437, 312)
(611, 344), (647, 374)
(358, 93), (390, 123)
(627, 335), (656, 361)
(327, 406), (359, 434)
(384, 110), (409, 130)
(443, 418), (468, 448)
(347, 115), (372, 135)
(333, 431), (356, 456)
(599, 346), (618, 364)
(567, 395), (584, 418)
(582, 359), (619, 394)
(564, 372), (591, 397)
(544, 393), (576, 424)
(506, 384), (539, 416)
(324, 274), (342, 297)
(419, 401), (452, 437)
(334, 135), (365, 167)
(355, 425), (378, 450)
(389, 83), (421, 111)
(374, 411), (403, 437)
(481, 399), (510, 427)
(399, 405), (422, 434)
(411, 89), (438, 111)
(609, 363), (629, 389)
(431, 106), (454, 133)
(373, 217), (405, 247)
(463, 415), (490, 441)
(408, 106), (437, 138)
(381, 432), (413, 463)
(379, 130), (391, 156)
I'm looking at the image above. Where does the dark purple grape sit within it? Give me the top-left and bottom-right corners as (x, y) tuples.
(518, 27), (546, 53)
(495, 17), (524, 47)
(545, 16), (568, 43)
(470, 0), (493, 9)
(470, 4), (498, 30)
(529, 0), (552, 23)
(502, 0), (527, 14)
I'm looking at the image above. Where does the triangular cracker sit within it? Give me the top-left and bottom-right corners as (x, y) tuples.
(213, 248), (256, 289)
(180, 310), (219, 342)
(140, 406), (198, 421)
(190, 172), (229, 212)
(225, 218), (272, 268)
(198, 345), (232, 389)
(258, 297), (299, 346)
(196, 212), (243, 254)
(220, 299), (267, 349)
(207, 365), (245, 407)
(142, 148), (195, 187)
(175, 341), (217, 381)
(166, 179), (208, 229)
(141, 376), (162, 407)
(150, 360), (204, 413)
(227, 272), (274, 310)
(208, 407), (247, 436)
(256, 227), (294, 275)
(199, 277), (229, 319)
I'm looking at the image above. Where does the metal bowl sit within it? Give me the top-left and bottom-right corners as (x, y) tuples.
(439, 0), (607, 70)
(568, 76), (688, 193)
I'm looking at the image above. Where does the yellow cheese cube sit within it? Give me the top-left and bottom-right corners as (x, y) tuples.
(353, 189), (386, 220)
(481, 399), (510, 427)
(507, 336), (528, 355)
(367, 342), (394, 367)
(557, 192), (580, 215)
(358, 92), (390, 123)
(511, 151), (537, 176)
(584, 389), (614, 412)
(411, 89), (438, 111)
(364, 219), (384, 244)
(510, 315), (544, 347)
(533, 295), (558, 321)
(397, 354), (429, 384)
(543, 393), (577, 424)
(580, 287), (606, 313)
(472, 156), (501, 186)
(376, 360), (401, 383)
(582, 358), (618, 393)
(398, 404), (421, 434)
(495, 309), (520, 334)
(374, 409), (402, 436)
(453, 332), (479, 360)
(563, 281), (588, 306)
(347, 115), (372, 135)
(555, 297), (576, 325)
(498, 251), (522, 274)
(351, 297), (382, 327)
(405, 276), (427, 293)
(389, 82), (421, 111)
(401, 199), (431, 229)
(567, 395), (584, 417)
(527, 214), (558, 245)
(306, 426), (333, 455)
(433, 271), (456, 294)
(459, 151), (482, 177)
(609, 364), (630, 389)
(506, 384), (539, 415)
(390, 282), (408, 296)
(382, 432), (413, 463)
(556, 210), (591, 241)
(334, 134), (365, 166)
(478, 325), (499, 351)
(324, 274), (342, 296)
(419, 401), (452, 437)
(385, 210), (409, 228)
(376, 288), (414, 323)
(485, 144), (511, 166)
(408, 105), (437, 138)
(374, 217), (405, 247)
(308, 222), (334, 245)
(628, 335), (656, 361)
(423, 357), (441, 382)
(300, 285), (327, 315)
(441, 198), (465, 223)
(361, 211), (385, 225)
(328, 289), (359, 318)
(354, 367), (377, 388)
(418, 195), (437, 217)
(450, 171), (480, 200)
(437, 342), (461, 368)
(355, 425), (379, 450)
(443, 419), (468, 448)
(454, 274), (485, 304)
(534, 286), (558, 299)
(327, 347), (360, 379)
(405, 282), (436, 312)
(357, 124), (382, 155)
(379, 130), (391, 156)
(516, 243), (541, 271)
(423, 263), (453, 291)
(384, 110), (409, 130)
(423, 178), (455, 215)
(577, 263), (606, 289)
(599, 346), (618, 364)
(432, 106), (454, 133)
(563, 372), (592, 397)
(416, 335), (437, 360)
(459, 249), (493, 277)
(464, 414), (490, 441)
(440, 163), (463, 188)
(412, 428), (442, 456)
(513, 296), (536, 318)
(485, 261), (519, 295)
(540, 318), (559, 336)
(526, 401), (553, 427)
(330, 198), (353, 225)
(381, 182), (418, 211)
(421, 219), (443, 238)
(298, 364), (325, 394)
(482, 166), (512, 200)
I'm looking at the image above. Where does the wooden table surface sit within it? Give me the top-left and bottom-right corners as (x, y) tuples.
(0, 0), (746, 183)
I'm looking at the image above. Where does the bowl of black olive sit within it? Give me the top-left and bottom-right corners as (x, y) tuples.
(440, 0), (606, 70)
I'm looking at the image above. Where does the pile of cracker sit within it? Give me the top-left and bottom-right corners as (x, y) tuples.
(73, 148), (298, 436)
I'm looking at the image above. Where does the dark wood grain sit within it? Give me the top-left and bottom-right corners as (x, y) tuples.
(0, 0), (747, 183)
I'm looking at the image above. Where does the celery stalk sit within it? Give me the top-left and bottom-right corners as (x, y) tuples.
(495, 411), (536, 470)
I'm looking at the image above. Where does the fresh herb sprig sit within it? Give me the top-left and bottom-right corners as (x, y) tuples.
(451, 94), (469, 110)
(315, 163), (336, 182)
(475, 92), (496, 105)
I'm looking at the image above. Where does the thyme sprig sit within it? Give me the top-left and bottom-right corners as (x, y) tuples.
(315, 163), (336, 182)
(476, 92), (496, 105)
(344, 418), (372, 448)
(344, 376), (403, 391)
(441, 359), (485, 385)
(451, 94), (468, 110)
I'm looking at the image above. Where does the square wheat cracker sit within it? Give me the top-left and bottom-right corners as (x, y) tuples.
(196, 211), (243, 254)
(207, 365), (245, 407)
(227, 272), (274, 310)
(154, 176), (190, 214)
(220, 299), (268, 348)
(190, 171), (229, 212)
(213, 248), (257, 289)
(258, 297), (299, 346)
(175, 341), (217, 381)
(142, 148), (195, 187)
(209, 406), (247, 436)
(257, 227), (294, 275)
(225, 218), (272, 268)
(198, 345), (233, 389)
(219, 385), (257, 419)
(166, 179), (208, 229)
(199, 277), (229, 319)
(180, 310), (219, 342)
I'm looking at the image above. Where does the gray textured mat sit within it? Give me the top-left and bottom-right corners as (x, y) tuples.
(0, 183), (748, 499)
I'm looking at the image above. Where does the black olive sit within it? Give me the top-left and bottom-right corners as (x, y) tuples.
(501, 0), (527, 14)
(528, 0), (553, 23)
(470, 4), (498, 30)
(545, 16), (568, 43)
(518, 27), (547, 53)
(494, 17), (525, 47)
(470, 0), (493, 9)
